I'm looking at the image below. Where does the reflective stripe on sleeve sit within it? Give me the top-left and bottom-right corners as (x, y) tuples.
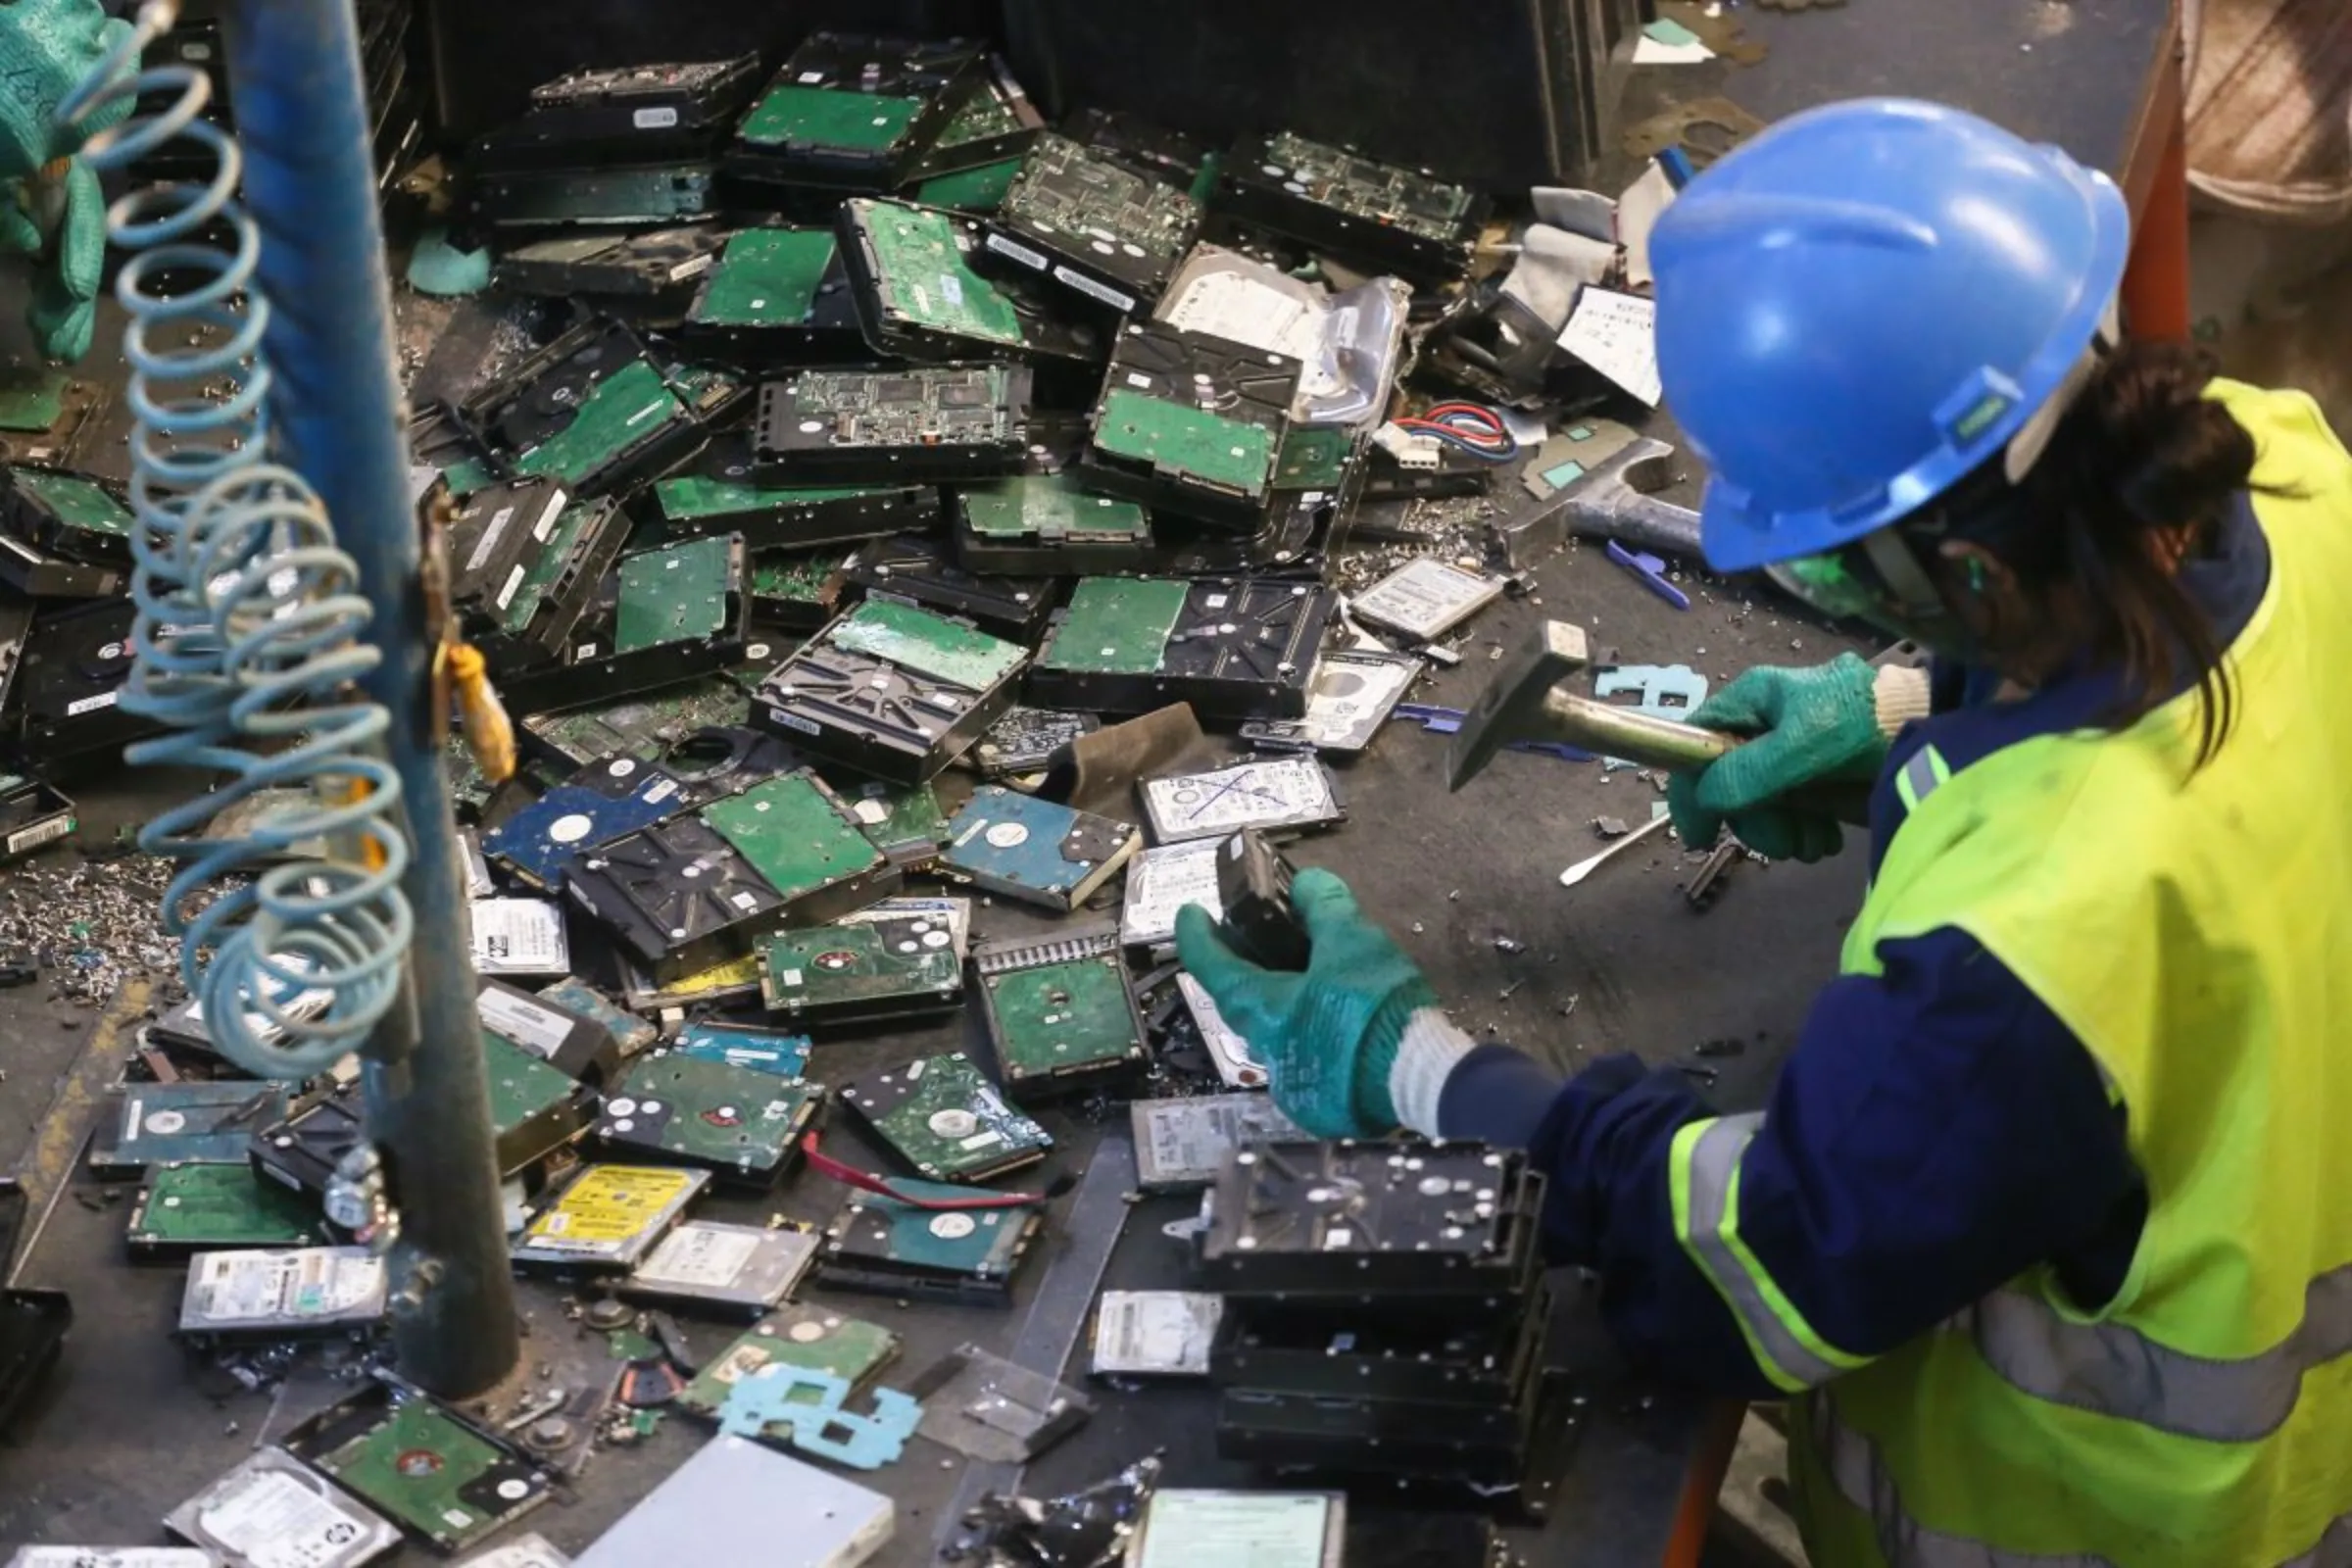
(1893, 744), (1954, 814)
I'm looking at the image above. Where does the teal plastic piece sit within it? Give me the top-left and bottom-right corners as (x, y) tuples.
(719, 1365), (919, 1469)
(407, 225), (492, 297)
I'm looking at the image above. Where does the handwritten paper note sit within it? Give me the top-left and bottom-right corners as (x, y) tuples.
(1558, 286), (1663, 407)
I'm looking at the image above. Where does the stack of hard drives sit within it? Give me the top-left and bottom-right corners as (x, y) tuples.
(1198, 1140), (1570, 1510)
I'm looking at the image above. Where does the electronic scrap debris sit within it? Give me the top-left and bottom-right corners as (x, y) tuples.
(619, 1218), (821, 1314)
(753, 599), (1027, 783)
(981, 132), (1201, 314)
(1216, 130), (1487, 283)
(939, 785), (1141, 911)
(482, 1031), (601, 1177)
(971, 705), (1097, 777)
(1349, 557), (1505, 643)
(677, 1303), (902, 1424)
(512, 1164), (710, 1273)
(479, 977), (624, 1084)
(126, 1162), (323, 1259)
(842, 1052), (1053, 1183)
(471, 162), (720, 231)
(594, 1052), (822, 1187)
(1252, 649), (1422, 753)
(839, 197), (1100, 366)
(283, 1379), (555, 1554)
(700, 769), (901, 919)
(1216, 829), (1311, 970)
(975, 925), (1150, 1102)
(15, 597), (161, 765)
(442, 477), (569, 640)
(477, 55), (760, 168)
(90, 1082), (292, 1178)
(749, 547), (851, 631)
(480, 493), (631, 675)
(573, 1435), (894, 1568)
(656, 433), (932, 551)
(491, 225), (725, 303)
(817, 1180), (1044, 1303)
(460, 319), (738, 497)
(682, 225), (867, 362)
(480, 754), (694, 891)
(176, 1247), (388, 1346)
(1128, 1491), (1348, 1568)
(0, 465), (130, 597)
(1092, 1291), (1225, 1377)
(842, 530), (1055, 642)
(753, 362), (1031, 482)
(1143, 756), (1344, 844)
(1133, 1094), (1300, 1191)
(728, 32), (983, 190)
(500, 534), (754, 714)
(954, 472), (1156, 574)
(913, 56), (1044, 176)
(1029, 576), (1337, 721)
(165, 1449), (400, 1568)
(672, 1018), (810, 1078)
(1080, 320), (1303, 532)
(1122, 837), (1225, 951)
(758, 900), (968, 1029)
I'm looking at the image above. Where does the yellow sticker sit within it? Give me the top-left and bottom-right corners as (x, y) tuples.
(652, 952), (764, 1002)
(526, 1165), (700, 1248)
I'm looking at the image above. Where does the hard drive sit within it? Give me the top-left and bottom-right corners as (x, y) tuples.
(443, 477), (570, 638)
(479, 976), (622, 1085)
(758, 903), (968, 1030)
(571, 1436), (892, 1568)
(8, 1549), (218, 1568)
(459, 318), (738, 498)
(539, 976), (659, 1059)
(752, 600), (1026, 784)
(1091, 1291), (1223, 1378)
(938, 785), (1141, 912)
(516, 680), (754, 773)
(476, 55), (760, 169)
(1029, 576), (1337, 721)
(654, 433), (933, 551)
(1214, 131), (1487, 284)
(671, 1019), (810, 1079)
(840, 529), (1054, 643)
(619, 1218), (820, 1315)
(564, 816), (790, 979)
(970, 705), (1097, 778)
(1141, 757), (1344, 845)
(1179, 973), (1269, 1090)
(164, 1449), (399, 1568)
(700, 769), (901, 924)
(1348, 558), (1505, 643)
(1132, 1094), (1301, 1191)
(480, 493), (630, 676)
(1063, 107), (1212, 187)
(1245, 649), (1421, 754)
(593, 1053), (822, 1188)
(682, 226), (869, 363)
(1215, 828), (1309, 971)
(1121, 837), (1224, 951)
(910, 56), (1044, 177)
(15, 597), (161, 763)
(952, 471), (1156, 574)
(677, 1303), (902, 1424)
(175, 1247), (388, 1345)
(283, 1379), (556, 1553)
(837, 197), (1102, 368)
(126, 1161), (324, 1259)
(817, 1181), (1044, 1303)
(749, 548), (852, 632)
(470, 895), (574, 979)
(247, 1090), (367, 1200)
(980, 132), (1202, 315)
(480, 754), (695, 891)
(1128, 1491), (1346, 1568)
(90, 1081), (292, 1179)
(974, 925), (1149, 1102)
(470, 164), (719, 232)
(1211, 1284), (1550, 1407)
(0, 463), (131, 573)
(481, 1032), (601, 1177)
(511, 1163), (709, 1273)
(841, 1052), (1053, 1184)
(910, 157), (1025, 216)
(1077, 319), (1302, 532)
(496, 534), (754, 716)
(753, 363), (1031, 484)
(726, 32), (984, 191)
(491, 225), (725, 302)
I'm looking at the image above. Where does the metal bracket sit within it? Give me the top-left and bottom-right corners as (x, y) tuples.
(720, 1364), (921, 1470)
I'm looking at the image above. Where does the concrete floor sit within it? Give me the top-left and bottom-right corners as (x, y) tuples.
(2191, 209), (2352, 427)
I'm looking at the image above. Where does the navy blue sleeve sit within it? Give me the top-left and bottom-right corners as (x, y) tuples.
(1437, 927), (2142, 1398)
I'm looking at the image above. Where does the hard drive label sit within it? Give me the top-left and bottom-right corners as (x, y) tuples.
(195, 1467), (382, 1566)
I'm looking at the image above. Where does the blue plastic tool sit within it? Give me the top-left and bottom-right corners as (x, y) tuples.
(1394, 705), (1593, 763)
(1605, 541), (1690, 611)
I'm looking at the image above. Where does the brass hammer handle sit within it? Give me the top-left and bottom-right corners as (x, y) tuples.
(1546, 692), (1876, 826)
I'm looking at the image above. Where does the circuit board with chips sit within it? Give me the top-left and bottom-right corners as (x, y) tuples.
(840, 197), (1024, 352)
(983, 132), (1201, 312)
(499, 532), (756, 712)
(126, 1162), (324, 1258)
(677, 1303), (902, 1423)
(1030, 575), (1334, 721)
(699, 769), (900, 919)
(818, 1180), (1044, 1303)
(517, 676), (753, 771)
(512, 1163), (710, 1272)
(1218, 130), (1487, 282)
(753, 600), (1027, 784)
(462, 321), (736, 499)
(485, 494), (630, 673)
(842, 1052), (1052, 1182)
(657, 434), (932, 552)
(955, 472), (1154, 573)
(283, 1382), (555, 1553)
(595, 1053), (822, 1186)
(758, 904), (967, 1028)
(974, 926), (1150, 1102)
(728, 32), (982, 188)
(754, 363), (1031, 482)
(1080, 320), (1301, 531)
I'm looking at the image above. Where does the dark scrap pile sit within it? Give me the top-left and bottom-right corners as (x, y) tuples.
(0, 26), (1755, 1567)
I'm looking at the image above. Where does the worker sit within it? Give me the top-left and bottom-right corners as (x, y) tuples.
(0, 0), (133, 362)
(1179, 97), (2352, 1566)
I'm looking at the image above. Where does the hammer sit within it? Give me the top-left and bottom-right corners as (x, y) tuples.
(1446, 621), (1873, 824)
(1493, 436), (1704, 569)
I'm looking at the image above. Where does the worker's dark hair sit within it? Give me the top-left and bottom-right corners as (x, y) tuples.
(1936, 341), (2254, 767)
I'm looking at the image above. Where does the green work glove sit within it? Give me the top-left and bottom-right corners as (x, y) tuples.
(1666, 653), (1886, 863)
(0, 0), (134, 362)
(1174, 868), (1435, 1139)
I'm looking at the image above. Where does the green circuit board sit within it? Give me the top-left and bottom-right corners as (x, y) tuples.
(1039, 577), (1187, 674)
(915, 157), (1023, 213)
(702, 772), (887, 902)
(1257, 130), (1480, 239)
(615, 535), (736, 654)
(9, 466), (131, 535)
(751, 549), (845, 610)
(982, 953), (1148, 1086)
(691, 226), (838, 327)
(998, 133), (1200, 275)
(739, 84), (921, 153)
(512, 358), (685, 488)
(485, 1032), (586, 1142)
(539, 977), (659, 1058)
(933, 74), (1022, 151)
(520, 677), (753, 769)
(1094, 388), (1274, 497)
(837, 777), (951, 865)
(784, 364), (1021, 451)
(677, 1303), (902, 1423)
(1274, 425), (1356, 489)
(826, 598), (1026, 691)
(661, 474), (891, 524)
(0, 365), (70, 431)
(290, 1391), (553, 1552)
(760, 917), (963, 1019)
(127, 1161), (322, 1254)
(842, 1052), (1052, 1182)
(822, 1179), (1043, 1289)
(499, 499), (604, 638)
(962, 474), (1151, 544)
(596, 1054), (820, 1180)
(846, 198), (1024, 346)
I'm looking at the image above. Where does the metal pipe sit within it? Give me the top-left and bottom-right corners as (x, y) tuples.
(220, 0), (518, 1397)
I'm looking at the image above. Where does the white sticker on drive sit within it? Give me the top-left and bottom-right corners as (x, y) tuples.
(633, 106), (680, 129)
(66, 691), (119, 716)
(466, 507), (515, 574)
(984, 231), (1049, 270)
(769, 708), (819, 736)
(495, 563), (527, 611)
(1051, 264), (1134, 312)
(1125, 371), (1153, 389)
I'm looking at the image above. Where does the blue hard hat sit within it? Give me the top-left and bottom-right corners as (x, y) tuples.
(1650, 98), (2132, 572)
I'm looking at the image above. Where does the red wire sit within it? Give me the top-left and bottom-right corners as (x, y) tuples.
(798, 1131), (1047, 1210)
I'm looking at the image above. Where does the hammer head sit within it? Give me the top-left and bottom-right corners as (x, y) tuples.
(1563, 436), (1678, 516)
(1447, 620), (1591, 791)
